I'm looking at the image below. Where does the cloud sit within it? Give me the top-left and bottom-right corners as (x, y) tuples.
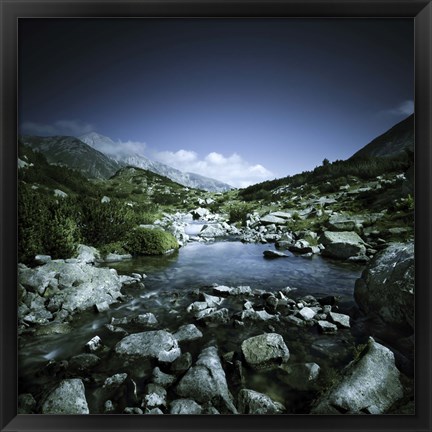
(153, 149), (274, 188)
(96, 139), (147, 159)
(20, 120), (95, 136)
(382, 100), (414, 117)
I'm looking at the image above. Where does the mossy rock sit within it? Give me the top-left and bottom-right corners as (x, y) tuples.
(125, 228), (179, 255)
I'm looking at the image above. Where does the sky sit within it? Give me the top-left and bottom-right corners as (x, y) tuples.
(19, 18), (414, 188)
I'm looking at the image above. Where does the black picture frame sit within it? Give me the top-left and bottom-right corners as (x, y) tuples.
(1, 1), (431, 431)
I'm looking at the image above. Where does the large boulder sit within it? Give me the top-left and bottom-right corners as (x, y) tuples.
(354, 242), (414, 331)
(237, 389), (285, 414)
(311, 338), (403, 414)
(241, 333), (289, 370)
(115, 330), (181, 363)
(320, 231), (366, 260)
(175, 346), (237, 413)
(260, 215), (287, 225)
(41, 379), (89, 414)
(199, 224), (227, 238)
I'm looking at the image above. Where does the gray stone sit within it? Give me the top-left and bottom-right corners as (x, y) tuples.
(171, 352), (193, 374)
(152, 367), (177, 387)
(320, 231), (367, 260)
(312, 338), (403, 414)
(199, 224), (226, 238)
(260, 215), (287, 225)
(18, 393), (36, 414)
(115, 330), (181, 363)
(142, 383), (167, 409)
(75, 244), (100, 264)
(173, 324), (203, 343)
(95, 301), (110, 313)
(354, 242), (414, 331)
(289, 240), (313, 254)
(238, 389), (285, 414)
(34, 255), (51, 265)
(176, 346), (237, 413)
(317, 320), (338, 334)
(199, 308), (229, 326)
(103, 373), (128, 391)
(298, 307), (316, 321)
(85, 336), (102, 352)
(241, 333), (289, 370)
(241, 309), (277, 322)
(123, 407), (143, 414)
(263, 250), (288, 258)
(170, 399), (202, 414)
(329, 312), (351, 328)
(269, 211), (293, 219)
(200, 292), (224, 307)
(133, 313), (158, 327)
(69, 353), (101, 371)
(41, 379), (89, 414)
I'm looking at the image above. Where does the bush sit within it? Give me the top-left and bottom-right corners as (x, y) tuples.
(125, 228), (179, 255)
(228, 203), (253, 226)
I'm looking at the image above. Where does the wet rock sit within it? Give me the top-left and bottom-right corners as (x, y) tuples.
(173, 324), (203, 343)
(171, 352), (193, 374)
(298, 307), (316, 321)
(241, 333), (290, 370)
(95, 301), (110, 313)
(238, 389), (285, 414)
(317, 320), (338, 334)
(170, 399), (202, 414)
(320, 231), (367, 260)
(311, 338), (403, 414)
(263, 250), (288, 258)
(85, 336), (102, 352)
(329, 312), (351, 328)
(104, 324), (128, 337)
(176, 346), (237, 413)
(241, 309), (277, 322)
(133, 313), (158, 327)
(69, 353), (101, 371)
(115, 330), (181, 363)
(142, 383), (167, 409)
(199, 308), (229, 326)
(354, 242), (414, 332)
(199, 292), (224, 307)
(152, 367), (177, 387)
(18, 266), (57, 296)
(199, 223), (226, 238)
(284, 315), (307, 327)
(123, 407), (143, 414)
(103, 373), (128, 392)
(18, 393), (36, 414)
(41, 379), (89, 414)
(289, 240), (313, 254)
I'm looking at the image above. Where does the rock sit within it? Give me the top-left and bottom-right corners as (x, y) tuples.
(260, 214), (287, 225)
(18, 393), (36, 414)
(284, 315), (307, 327)
(41, 379), (89, 414)
(18, 266), (57, 296)
(54, 189), (68, 198)
(34, 255), (51, 265)
(95, 301), (110, 313)
(133, 313), (158, 327)
(327, 214), (364, 231)
(190, 207), (209, 220)
(142, 383), (167, 409)
(311, 338), (403, 414)
(103, 373), (128, 391)
(263, 250), (288, 258)
(317, 320), (338, 334)
(75, 244), (100, 264)
(354, 242), (414, 331)
(173, 324), (203, 343)
(171, 352), (193, 374)
(170, 399), (202, 414)
(199, 292), (224, 307)
(69, 353), (101, 371)
(199, 224), (226, 238)
(289, 240), (313, 254)
(85, 336), (102, 352)
(212, 285), (252, 296)
(101, 195), (111, 203)
(329, 312), (351, 328)
(34, 322), (72, 337)
(320, 231), (367, 260)
(298, 307), (316, 321)
(241, 309), (277, 322)
(123, 407), (143, 414)
(175, 346), (237, 413)
(104, 400), (115, 413)
(115, 330), (181, 363)
(199, 308), (229, 326)
(238, 389), (285, 414)
(187, 301), (209, 314)
(152, 367), (176, 387)
(269, 211), (292, 219)
(241, 333), (289, 370)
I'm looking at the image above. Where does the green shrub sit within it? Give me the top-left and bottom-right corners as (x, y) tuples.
(228, 202), (253, 226)
(98, 241), (128, 256)
(125, 228), (179, 255)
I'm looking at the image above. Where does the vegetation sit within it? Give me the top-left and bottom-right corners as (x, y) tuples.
(124, 228), (179, 255)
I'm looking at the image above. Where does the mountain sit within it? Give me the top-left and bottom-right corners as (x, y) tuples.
(19, 135), (122, 179)
(350, 114), (414, 160)
(79, 132), (233, 192)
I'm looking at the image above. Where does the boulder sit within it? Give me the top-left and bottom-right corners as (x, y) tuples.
(173, 324), (203, 343)
(269, 211), (292, 219)
(199, 224), (226, 238)
(152, 367), (177, 388)
(75, 244), (100, 264)
(311, 338), (403, 414)
(263, 250), (288, 258)
(289, 240), (313, 254)
(170, 399), (202, 414)
(41, 379), (89, 414)
(320, 231), (366, 260)
(329, 312), (351, 328)
(241, 333), (289, 370)
(354, 242), (414, 331)
(142, 383), (167, 409)
(237, 389), (285, 414)
(175, 346), (237, 413)
(317, 320), (337, 334)
(260, 215), (287, 225)
(190, 207), (209, 220)
(298, 307), (316, 321)
(115, 330), (181, 363)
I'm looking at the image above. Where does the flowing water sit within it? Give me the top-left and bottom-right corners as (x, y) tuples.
(19, 240), (365, 413)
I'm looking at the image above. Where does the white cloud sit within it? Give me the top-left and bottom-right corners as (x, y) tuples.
(153, 149), (274, 188)
(20, 120), (95, 137)
(101, 139), (147, 159)
(383, 100), (414, 117)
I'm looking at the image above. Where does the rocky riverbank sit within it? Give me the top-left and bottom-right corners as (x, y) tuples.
(17, 240), (414, 415)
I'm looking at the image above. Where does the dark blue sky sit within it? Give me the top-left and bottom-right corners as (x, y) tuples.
(19, 18), (414, 187)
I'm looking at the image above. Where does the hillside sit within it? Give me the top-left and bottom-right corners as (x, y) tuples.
(19, 135), (122, 179)
(79, 132), (233, 192)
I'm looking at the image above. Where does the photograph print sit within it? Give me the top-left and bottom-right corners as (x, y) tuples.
(17, 18), (414, 415)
